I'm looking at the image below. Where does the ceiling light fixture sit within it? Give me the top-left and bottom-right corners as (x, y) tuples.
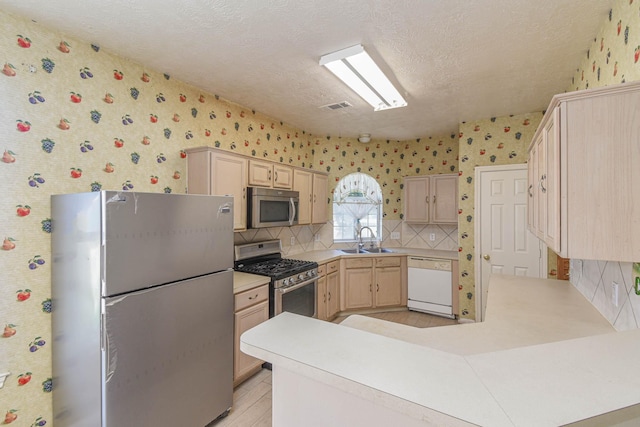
(319, 44), (407, 112)
(358, 133), (371, 143)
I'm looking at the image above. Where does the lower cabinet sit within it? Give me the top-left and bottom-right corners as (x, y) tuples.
(326, 266), (340, 319)
(341, 257), (404, 311)
(316, 260), (340, 321)
(375, 258), (402, 307)
(234, 284), (269, 386)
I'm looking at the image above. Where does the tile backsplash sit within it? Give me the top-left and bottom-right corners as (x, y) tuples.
(570, 259), (640, 330)
(234, 220), (458, 256)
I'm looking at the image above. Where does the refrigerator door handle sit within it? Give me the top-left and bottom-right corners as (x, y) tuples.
(219, 203), (232, 215)
(101, 312), (113, 382)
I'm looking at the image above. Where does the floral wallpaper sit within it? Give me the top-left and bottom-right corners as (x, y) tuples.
(569, 0), (640, 91)
(566, 0), (640, 331)
(0, 10), (460, 422)
(314, 134), (459, 220)
(456, 113), (543, 319)
(2, 0), (637, 420)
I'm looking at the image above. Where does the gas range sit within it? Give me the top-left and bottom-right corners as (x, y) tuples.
(234, 240), (318, 289)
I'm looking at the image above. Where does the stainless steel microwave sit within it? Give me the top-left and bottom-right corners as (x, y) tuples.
(247, 187), (299, 228)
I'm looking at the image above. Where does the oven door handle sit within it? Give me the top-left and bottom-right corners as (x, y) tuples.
(289, 197), (296, 226)
(276, 277), (316, 295)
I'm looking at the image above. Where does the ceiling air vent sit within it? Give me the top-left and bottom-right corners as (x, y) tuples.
(319, 101), (352, 111)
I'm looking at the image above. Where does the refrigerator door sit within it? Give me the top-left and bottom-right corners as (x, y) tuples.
(102, 270), (233, 426)
(101, 191), (233, 296)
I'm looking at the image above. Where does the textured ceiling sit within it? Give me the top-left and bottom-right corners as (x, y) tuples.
(2, 0), (613, 140)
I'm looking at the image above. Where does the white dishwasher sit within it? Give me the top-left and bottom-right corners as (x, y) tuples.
(407, 257), (454, 318)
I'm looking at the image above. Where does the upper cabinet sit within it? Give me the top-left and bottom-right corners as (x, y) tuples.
(186, 147), (247, 231)
(187, 147), (329, 230)
(293, 169), (328, 225)
(403, 174), (458, 224)
(248, 159), (293, 189)
(312, 173), (328, 224)
(527, 81), (640, 262)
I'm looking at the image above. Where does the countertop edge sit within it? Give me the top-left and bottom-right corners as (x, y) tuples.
(240, 274), (639, 426)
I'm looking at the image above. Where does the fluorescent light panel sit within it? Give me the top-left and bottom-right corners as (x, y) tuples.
(320, 45), (407, 111)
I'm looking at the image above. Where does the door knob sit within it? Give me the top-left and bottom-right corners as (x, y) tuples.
(483, 254), (491, 261)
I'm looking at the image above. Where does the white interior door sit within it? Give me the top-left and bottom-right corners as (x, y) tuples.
(475, 165), (546, 321)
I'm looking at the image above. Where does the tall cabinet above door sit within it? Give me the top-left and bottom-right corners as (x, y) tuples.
(527, 80), (640, 262)
(186, 147), (247, 231)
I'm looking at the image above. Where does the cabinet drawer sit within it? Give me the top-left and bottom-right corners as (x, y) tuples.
(327, 260), (340, 274)
(344, 258), (373, 269)
(375, 257), (401, 268)
(234, 284), (269, 312)
(317, 263), (326, 276)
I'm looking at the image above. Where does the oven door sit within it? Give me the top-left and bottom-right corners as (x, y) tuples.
(273, 278), (316, 318)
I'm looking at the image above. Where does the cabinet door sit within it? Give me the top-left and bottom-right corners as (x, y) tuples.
(535, 134), (546, 240)
(316, 274), (327, 321)
(431, 175), (458, 223)
(273, 165), (293, 189)
(403, 176), (429, 222)
(248, 159), (273, 187)
(343, 268), (373, 310)
(211, 152), (247, 231)
(312, 173), (328, 224)
(234, 300), (268, 384)
(542, 111), (560, 253)
(375, 266), (402, 307)
(527, 148), (537, 233)
(186, 149), (213, 195)
(293, 169), (313, 225)
(326, 271), (340, 320)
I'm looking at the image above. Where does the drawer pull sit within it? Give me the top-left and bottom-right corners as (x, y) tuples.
(248, 294), (259, 300)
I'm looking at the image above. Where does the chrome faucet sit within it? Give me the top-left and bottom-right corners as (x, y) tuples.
(358, 226), (376, 251)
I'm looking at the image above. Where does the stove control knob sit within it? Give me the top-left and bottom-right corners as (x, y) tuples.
(298, 274), (304, 281)
(307, 271), (314, 277)
(282, 278), (289, 286)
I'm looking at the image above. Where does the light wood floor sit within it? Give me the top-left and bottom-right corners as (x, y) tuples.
(212, 310), (458, 426)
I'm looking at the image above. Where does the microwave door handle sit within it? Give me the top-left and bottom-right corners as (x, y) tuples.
(289, 197), (296, 226)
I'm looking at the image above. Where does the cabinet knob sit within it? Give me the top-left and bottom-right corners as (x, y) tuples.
(483, 254), (491, 261)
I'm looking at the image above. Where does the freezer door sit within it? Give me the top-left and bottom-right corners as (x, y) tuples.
(102, 270), (233, 426)
(101, 191), (234, 296)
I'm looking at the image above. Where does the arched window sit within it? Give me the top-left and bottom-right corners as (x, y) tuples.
(333, 172), (383, 242)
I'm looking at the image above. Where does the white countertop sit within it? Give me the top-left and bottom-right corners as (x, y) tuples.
(235, 247), (456, 294)
(341, 275), (615, 355)
(288, 247), (458, 264)
(241, 274), (640, 426)
(233, 271), (270, 294)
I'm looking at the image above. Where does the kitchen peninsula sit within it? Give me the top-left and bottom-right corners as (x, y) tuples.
(241, 274), (640, 426)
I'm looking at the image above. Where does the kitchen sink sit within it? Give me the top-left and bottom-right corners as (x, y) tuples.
(366, 248), (394, 253)
(340, 249), (370, 254)
(340, 248), (394, 254)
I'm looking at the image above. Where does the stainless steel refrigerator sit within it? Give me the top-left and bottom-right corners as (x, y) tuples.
(51, 191), (234, 426)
